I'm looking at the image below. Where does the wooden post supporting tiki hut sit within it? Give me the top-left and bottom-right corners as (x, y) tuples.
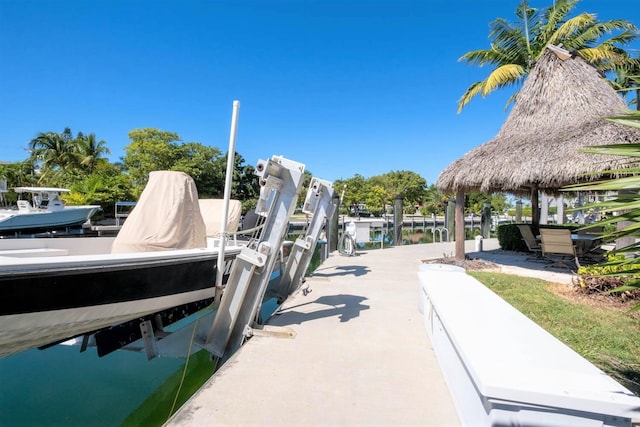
(436, 45), (640, 261)
(530, 183), (540, 228)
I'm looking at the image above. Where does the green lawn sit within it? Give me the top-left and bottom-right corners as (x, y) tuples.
(469, 271), (640, 395)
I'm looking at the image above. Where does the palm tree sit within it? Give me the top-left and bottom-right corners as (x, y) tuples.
(0, 160), (37, 189)
(562, 110), (640, 307)
(612, 54), (640, 110)
(28, 128), (78, 183)
(75, 133), (111, 174)
(422, 184), (447, 215)
(457, 0), (638, 113)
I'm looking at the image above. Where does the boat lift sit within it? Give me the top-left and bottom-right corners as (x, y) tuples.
(201, 176), (335, 363)
(199, 155), (306, 360)
(273, 177), (335, 303)
(82, 156), (336, 363)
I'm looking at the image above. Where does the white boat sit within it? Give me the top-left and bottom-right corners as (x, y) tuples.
(0, 187), (101, 233)
(0, 236), (244, 357)
(0, 153), (319, 360)
(0, 171), (246, 358)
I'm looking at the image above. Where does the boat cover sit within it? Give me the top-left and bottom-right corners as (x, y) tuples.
(111, 171), (207, 253)
(198, 199), (242, 237)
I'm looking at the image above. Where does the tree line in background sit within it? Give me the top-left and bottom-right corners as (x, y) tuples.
(0, 128), (261, 217)
(0, 126), (509, 219)
(334, 172), (509, 217)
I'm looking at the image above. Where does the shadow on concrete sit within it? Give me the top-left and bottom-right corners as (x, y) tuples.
(270, 294), (370, 326)
(311, 265), (371, 278)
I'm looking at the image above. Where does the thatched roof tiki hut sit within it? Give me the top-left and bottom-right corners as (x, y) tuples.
(437, 45), (640, 260)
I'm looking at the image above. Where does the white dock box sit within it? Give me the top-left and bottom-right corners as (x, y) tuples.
(418, 266), (640, 426)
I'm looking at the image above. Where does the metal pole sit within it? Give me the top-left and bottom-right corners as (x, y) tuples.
(455, 190), (465, 260)
(481, 200), (491, 238)
(329, 192), (340, 252)
(214, 100), (240, 310)
(446, 199), (455, 242)
(393, 195), (403, 245)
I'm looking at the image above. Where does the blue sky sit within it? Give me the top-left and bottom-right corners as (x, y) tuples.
(1, 1), (639, 187)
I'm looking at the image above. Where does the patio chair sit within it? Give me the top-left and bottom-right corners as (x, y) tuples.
(571, 225), (607, 263)
(539, 228), (580, 270)
(517, 224), (543, 260)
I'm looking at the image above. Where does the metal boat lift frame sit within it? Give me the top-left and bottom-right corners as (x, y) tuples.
(121, 156), (335, 363)
(274, 177), (335, 303)
(200, 155), (306, 359)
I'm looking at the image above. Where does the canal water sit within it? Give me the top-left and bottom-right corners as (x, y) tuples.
(0, 343), (185, 426)
(0, 293), (290, 427)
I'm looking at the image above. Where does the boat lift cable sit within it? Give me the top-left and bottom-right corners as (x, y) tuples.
(167, 318), (199, 421)
(224, 223), (266, 238)
(244, 214), (267, 250)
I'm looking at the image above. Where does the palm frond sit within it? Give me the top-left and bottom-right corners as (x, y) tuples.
(608, 112), (640, 129)
(551, 14), (597, 47)
(482, 64), (526, 96)
(457, 81), (485, 113)
(538, 0), (579, 44)
(459, 49), (507, 67)
(580, 141), (640, 155)
(503, 91), (519, 112)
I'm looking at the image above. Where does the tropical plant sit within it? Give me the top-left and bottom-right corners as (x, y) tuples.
(230, 154), (260, 208)
(457, 0), (638, 112)
(123, 128), (181, 192)
(0, 160), (37, 190)
(612, 54), (640, 110)
(63, 172), (134, 212)
(27, 128), (112, 185)
(334, 174), (371, 214)
(421, 184), (447, 215)
(335, 171), (429, 216)
(123, 128), (260, 203)
(369, 170), (427, 209)
(466, 191), (510, 215)
(28, 128), (78, 182)
(75, 133), (111, 174)
(563, 110), (640, 307)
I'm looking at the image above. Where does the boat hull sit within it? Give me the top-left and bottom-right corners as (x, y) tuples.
(0, 248), (239, 357)
(0, 206), (100, 233)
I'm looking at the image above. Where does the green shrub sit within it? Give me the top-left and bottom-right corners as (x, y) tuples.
(575, 254), (640, 302)
(497, 223), (582, 252)
(496, 223), (528, 252)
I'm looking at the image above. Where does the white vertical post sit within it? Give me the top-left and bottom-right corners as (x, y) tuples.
(556, 195), (565, 224)
(540, 192), (549, 225)
(214, 100), (240, 309)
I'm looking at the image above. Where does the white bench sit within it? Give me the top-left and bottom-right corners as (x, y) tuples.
(418, 266), (640, 426)
(0, 248), (69, 257)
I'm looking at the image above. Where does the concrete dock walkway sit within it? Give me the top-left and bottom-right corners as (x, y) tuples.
(166, 239), (573, 426)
